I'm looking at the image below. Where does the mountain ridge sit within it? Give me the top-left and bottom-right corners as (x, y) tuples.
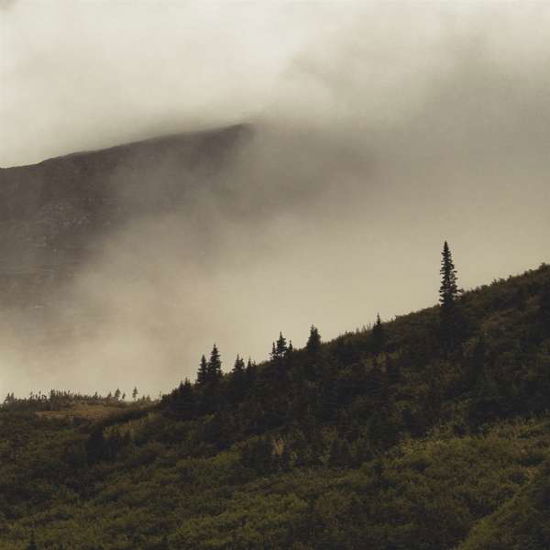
(0, 123), (253, 170)
(0, 123), (252, 307)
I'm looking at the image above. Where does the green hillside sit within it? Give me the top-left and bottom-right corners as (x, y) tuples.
(1, 262), (549, 549)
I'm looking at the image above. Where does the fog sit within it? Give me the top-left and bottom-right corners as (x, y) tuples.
(1, 2), (549, 396)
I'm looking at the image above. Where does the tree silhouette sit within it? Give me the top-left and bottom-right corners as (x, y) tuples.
(439, 241), (459, 309)
(197, 355), (209, 385)
(230, 355), (247, 402)
(306, 325), (321, 353)
(232, 355), (245, 375)
(439, 241), (461, 351)
(207, 345), (223, 383)
(271, 332), (288, 361)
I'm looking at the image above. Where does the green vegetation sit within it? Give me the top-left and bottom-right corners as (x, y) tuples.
(1, 252), (549, 549)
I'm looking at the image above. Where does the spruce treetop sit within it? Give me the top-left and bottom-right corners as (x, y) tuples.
(207, 344), (223, 381)
(197, 354), (209, 385)
(439, 241), (459, 309)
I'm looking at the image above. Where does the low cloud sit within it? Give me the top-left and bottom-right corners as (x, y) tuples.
(0, 2), (549, 396)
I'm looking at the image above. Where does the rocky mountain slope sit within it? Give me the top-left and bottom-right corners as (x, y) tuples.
(0, 124), (251, 307)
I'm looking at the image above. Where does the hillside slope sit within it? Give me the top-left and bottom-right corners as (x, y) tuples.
(0, 124), (251, 308)
(1, 263), (549, 549)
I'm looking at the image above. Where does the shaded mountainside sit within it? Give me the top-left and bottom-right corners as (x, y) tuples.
(0, 124), (251, 306)
(1, 264), (549, 549)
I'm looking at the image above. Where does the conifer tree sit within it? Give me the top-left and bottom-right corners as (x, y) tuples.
(439, 241), (462, 351)
(246, 358), (257, 384)
(439, 241), (459, 309)
(197, 355), (209, 385)
(232, 355), (245, 374)
(306, 325), (321, 353)
(171, 379), (195, 419)
(230, 355), (247, 402)
(132, 387), (138, 400)
(207, 344), (223, 382)
(271, 332), (288, 361)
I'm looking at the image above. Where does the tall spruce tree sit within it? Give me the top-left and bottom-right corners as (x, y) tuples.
(439, 241), (461, 351)
(439, 241), (459, 309)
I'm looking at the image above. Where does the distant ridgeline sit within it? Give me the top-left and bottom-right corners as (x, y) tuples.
(0, 124), (252, 308)
(1, 250), (549, 549)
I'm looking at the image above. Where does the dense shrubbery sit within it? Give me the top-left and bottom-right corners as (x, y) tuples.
(1, 264), (549, 548)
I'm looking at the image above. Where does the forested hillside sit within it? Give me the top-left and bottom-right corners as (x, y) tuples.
(1, 260), (549, 549)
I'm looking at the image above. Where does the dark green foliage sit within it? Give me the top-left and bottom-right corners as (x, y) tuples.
(26, 532), (38, 550)
(229, 356), (247, 404)
(240, 436), (275, 473)
(461, 459), (550, 549)
(166, 379), (196, 420)
(538, 278), (550, 336)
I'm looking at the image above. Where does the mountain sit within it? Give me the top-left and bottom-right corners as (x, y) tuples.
(0, 124), (252, 307)
(1, 263), (549, 549)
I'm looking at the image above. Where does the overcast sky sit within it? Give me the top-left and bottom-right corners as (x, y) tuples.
(2, 0), (354, 166)
(2, 1), (547, 167)
(1, 1), (549, 395)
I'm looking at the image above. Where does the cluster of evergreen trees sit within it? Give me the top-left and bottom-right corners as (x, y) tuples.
(165, 241), (464, 420)
(14, 240), (550, 476)
(154, 242), (549, 473)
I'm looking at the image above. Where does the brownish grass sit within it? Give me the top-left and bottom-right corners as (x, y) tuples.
(37, 403), (125, 420)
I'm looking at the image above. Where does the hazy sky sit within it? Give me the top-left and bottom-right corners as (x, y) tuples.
(1, 1), (549, 396)
(2, 0), (352, 166)
(3, 1), (547, 166)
